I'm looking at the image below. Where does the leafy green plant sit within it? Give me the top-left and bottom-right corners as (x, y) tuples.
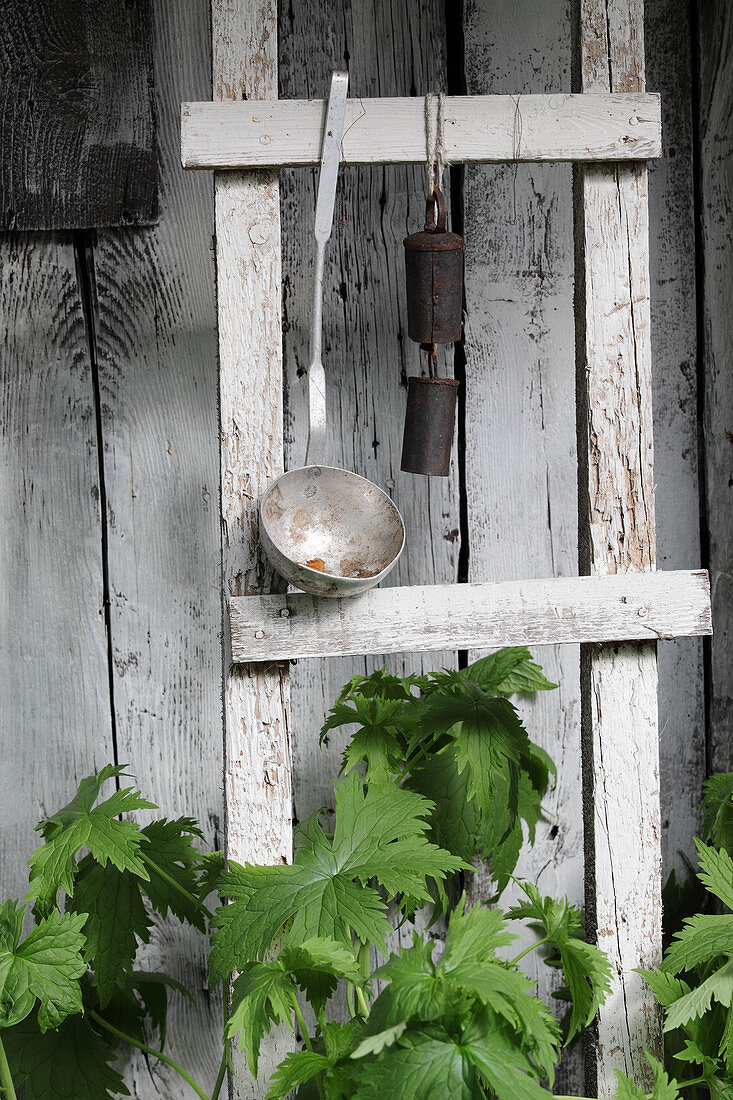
(0, 764), (223, 1100)
(641, 773), (733, 1100)
(212, 649), (616, 1098)
(0, 649), (634, 1099)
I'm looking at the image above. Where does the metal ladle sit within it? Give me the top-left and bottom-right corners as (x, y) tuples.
(259, 71), (405, 598)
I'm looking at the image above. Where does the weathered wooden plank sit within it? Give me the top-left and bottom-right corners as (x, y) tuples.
(278, 0), (458, 1029)
(460, 3), (582, 1089)
(0, 0), (157, 230)
(87, 0), (223, 1092)
(575, 0), (662, 1092)
(230, 570), (711, 661)
(0, 234), (112, 899)
(182, 91), (661, 169)
(212, 1), (292, 1095)
(698, 0), (733, 775)
(646, 0), (706, 875)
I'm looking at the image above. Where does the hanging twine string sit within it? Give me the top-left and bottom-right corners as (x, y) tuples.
(424, 92), (446, 197)
(424, 92), (448, 380)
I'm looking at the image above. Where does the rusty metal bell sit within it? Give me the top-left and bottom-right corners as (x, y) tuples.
(403, 188), (464, 345)
(401, 188), (463, 476)
(401, 376), (459, 476)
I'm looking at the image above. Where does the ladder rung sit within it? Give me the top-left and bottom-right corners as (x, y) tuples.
(182, 93), (661, 170)
(229, 569), (711, 662)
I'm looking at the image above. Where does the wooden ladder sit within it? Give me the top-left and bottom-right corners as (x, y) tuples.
(181, 0), (713, 1094)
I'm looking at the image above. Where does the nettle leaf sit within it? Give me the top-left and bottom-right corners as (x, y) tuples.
(321, 697), (412, 783)
(69, 816), (207, 1006)
(71, 858), (151, 1008)
(0, 900), (86, 1032)
(198, 851), (226, 902)
(267, 1050), (332, 1100)
(211, 772), (466, 983)
(359, 904), (559, 1083)
(26, 764), (155, 916)
(703, 774), (733, 854)
(228, 939), (362, 1080)
(280, 936), (362, 1014)
(509, 881), (611, 1041)
(140, 818), (206, 929)
(407, 746), (479, 863)
(228, 962), (296, 1078)
(462, 647), (557, 697)
(695, 839), (733, 911)
(353, 1012), (551, 1100)
(661, 914), (733, 975)
(639, 968), (692, 1009)
(3, 1009), (129, 1099)
(335, 667), (427, 704)
(664, 959), (733, 1033)
(422, 683), (531, 823)
(614, 1054), (681, 1100)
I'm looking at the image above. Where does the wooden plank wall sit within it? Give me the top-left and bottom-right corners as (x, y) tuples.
(0, 0), (157, 229)
(0, 0), (730, 1096)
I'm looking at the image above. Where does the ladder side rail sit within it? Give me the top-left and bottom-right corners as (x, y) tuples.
(574, 0), (663, 1094)
(211, 0), (292, 1094)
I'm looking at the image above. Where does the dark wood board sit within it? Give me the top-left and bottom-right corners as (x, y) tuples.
(0, 0), (157, 229)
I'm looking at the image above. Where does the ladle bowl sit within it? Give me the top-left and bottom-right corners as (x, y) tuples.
(260, 465), (405, 597)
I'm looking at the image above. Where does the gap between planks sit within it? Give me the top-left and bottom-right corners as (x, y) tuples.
(228, 569), (711, 662)
(181, 92), (661, 169)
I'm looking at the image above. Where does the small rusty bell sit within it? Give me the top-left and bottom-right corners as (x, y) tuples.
(401, 188), (464, 477)
(403, 188), (464, 344)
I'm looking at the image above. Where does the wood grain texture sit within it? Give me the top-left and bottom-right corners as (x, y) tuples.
(0, 233), (112, 902)
(278, 0), (459, 1030)
(698, 0), (733, 775)
(181, 92), (661, 168)
(0, 0), (157, 230)
(212, 1), (293, 1094)
(461, 3), (581, 1091)
(88, 0), (224, 1092)
(646, 0), (707, 875)
(575, 0), (662, 1091)
(230, 570), (711, 661)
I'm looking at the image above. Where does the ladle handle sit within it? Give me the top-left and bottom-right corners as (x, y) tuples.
(305, 70), (349, 467)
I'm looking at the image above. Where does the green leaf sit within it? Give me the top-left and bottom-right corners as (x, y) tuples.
(267, 1050), (331, 1100)
(71, 858), (151, 1008)
(407, 745), (479, 863)
(140, 818), (206, 929)
(695, 839), (733, 911)
(509, 882), (611, 1041)
(0, 900), (86, 1032)
(360, 905), (559, 1083)
(461, 1009), (553, 1100)
(441, 901), (517, 968)
(664, 959), (733, 1033)
(198, 851), (226, 902)
(661, 914), (733, 975)
(638, 968), (691, 1008)
(3, 1009), (129, 1099)
(227, 962), (295, 1077)
(420, 683), (530, 827)
(352, 1028), (480, 1099)
(27, 765), (155, 916)
(354, 1014), (551, 1100)
(211, 772), (465, 983)
(704, 774), (733, 854)
(462, 648), (557, 697)
(613, 1054), (681, 1100)
(321, 697), (412, 783)
(280, 936), (362, 1015)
